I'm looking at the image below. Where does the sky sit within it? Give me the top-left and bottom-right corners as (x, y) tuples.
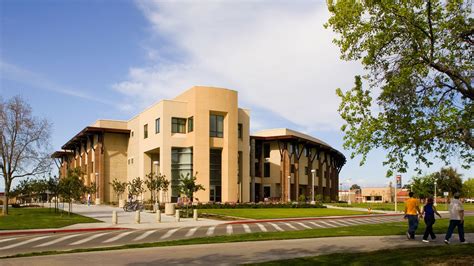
(1, 0), (472, 191)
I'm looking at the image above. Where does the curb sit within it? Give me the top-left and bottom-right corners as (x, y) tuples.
(225, 213), (403, 225)
(0, 227), (128, 237)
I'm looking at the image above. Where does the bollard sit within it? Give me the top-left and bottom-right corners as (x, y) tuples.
(193, 209), (198, 221)
(156, 209), (161, 223)
(175, 210), (180, 222)
(135, 210), (141, 224)
(112, 210), (118, 225)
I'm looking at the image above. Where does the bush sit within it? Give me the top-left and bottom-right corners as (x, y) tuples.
(176, 202), (327, 209)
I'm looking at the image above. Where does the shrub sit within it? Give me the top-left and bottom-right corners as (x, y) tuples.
(177, 202), (327, 209)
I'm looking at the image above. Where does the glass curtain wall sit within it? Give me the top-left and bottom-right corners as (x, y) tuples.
(171, 147), (193, 202)
(210, 149), (222, 202)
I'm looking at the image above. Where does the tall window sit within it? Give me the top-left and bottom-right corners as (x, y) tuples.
(263, 143), (270, 158)
(155, 118), (160, 134)
(210, 149), (222, 202)
(264, 162), (270, 177)
(188, 116), (194, 132)
(172, 118), (186, 133)
(144, 124), (148, 139)
(171, 147), (193, 202)
(238, 123), (243, 139)
(210, 114), (224, 137)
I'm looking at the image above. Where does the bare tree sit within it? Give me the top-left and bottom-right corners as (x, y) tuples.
(0, 96), (51, 215)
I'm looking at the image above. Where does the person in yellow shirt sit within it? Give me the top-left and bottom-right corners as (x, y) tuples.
(404, 191), (422, 240)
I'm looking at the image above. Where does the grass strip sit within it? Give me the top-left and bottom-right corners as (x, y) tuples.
(3, 216), (472, 259)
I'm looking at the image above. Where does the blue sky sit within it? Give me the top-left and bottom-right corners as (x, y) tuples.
(1, 0), (472, 191)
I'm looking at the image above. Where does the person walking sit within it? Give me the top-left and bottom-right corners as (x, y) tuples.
(421, 197), (441, 242)
(404, 191), (421, 240)
(444, 192), (467, 244)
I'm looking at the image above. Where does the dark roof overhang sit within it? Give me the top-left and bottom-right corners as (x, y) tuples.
(61, 126), (130, 150)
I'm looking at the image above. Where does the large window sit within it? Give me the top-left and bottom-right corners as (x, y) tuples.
(171, 147), (193, 202)
(144, 124), (148, 139)
(263, 143), (270, 158)
(210, 149), (222, 202)
(210, 114), (224, 137)
(238, 123), (243, 139)
(155, 118), (160, 134)
(172, 118), (186, 133)
(264, 162), (270, 177)
(188, 117), (194, 132)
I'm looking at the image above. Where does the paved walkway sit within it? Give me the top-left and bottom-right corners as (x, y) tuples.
(2, 233), (472, 265)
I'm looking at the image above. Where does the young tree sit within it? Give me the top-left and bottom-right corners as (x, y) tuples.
(462, 178), (474, 199)
(178, 172), (205, 217)
(127, 177), (145, 201)
(110, 178), (127, 203)
(0, 96), (52, 215)
(47, 174), (60, 212)
(145, 172), (166, 208)
(410, 175), (433, 200)
(59, 168), (85, 214)
(350, 184), (361, 191)
(326, 1), (473, 176)
(432, 167), (463, 197)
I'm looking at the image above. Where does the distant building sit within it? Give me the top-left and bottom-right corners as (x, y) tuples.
(360, 186), (394, 203)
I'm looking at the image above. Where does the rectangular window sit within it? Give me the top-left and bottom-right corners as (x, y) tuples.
(210, 114), (224, 137)
(263, 143), (270, 158)
(210, 149), (222, 202)
(172, 118), (186, 133)
(238, 123), (243, 139)
(171, 147), (193, 202)
(264, 162), (270, 177)
(155, 118), (160, 134)
(144, 124), (148, 139)
(188, 117), (194, 132)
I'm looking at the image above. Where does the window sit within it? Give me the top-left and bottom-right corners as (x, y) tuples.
(264, 162), (270, 177)
(131, 131), (134, 137)
(210, 114), (224, 137)
(172, 118), (186, 133)
(263, 143), (270, 158)
(188, 117), (194, 132)
(238, 123), (243, 139)
(171, 147), (193, 202)
(210, 149), (222, 202)
(155, 118), (160, 134)
(144, 124), (148, 139)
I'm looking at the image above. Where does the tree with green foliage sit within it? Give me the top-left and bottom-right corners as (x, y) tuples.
(59, 168), (85, 214)
(410, 175), (433, 200)
(463, 178), (474, 199)
(127, 177), (146, 201)
(47, 174), (60, 212)
(145, 172), (166, 207)
(326, 0), (473, 177)
(350, 184), (361, 191)
(110, 178), (127, 203)
(178, 172), (205, 217)
(432, 167), (463, 197)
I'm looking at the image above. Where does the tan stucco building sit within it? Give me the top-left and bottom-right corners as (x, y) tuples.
(53, 86), (344, 204)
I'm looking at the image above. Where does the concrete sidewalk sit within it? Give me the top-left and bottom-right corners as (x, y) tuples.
(2, 233), (471, 265)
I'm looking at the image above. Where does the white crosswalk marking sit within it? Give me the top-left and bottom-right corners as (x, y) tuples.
(0, 238), (17, 244)
(337, 220), (357, 226)
(283, 222), (298, 230)
(134, 230), (158, 241)
(70, 232), (109, 246)
(160, 228), (179, 240)
(326, 220), (345, 227)
(268, 223), (284, 232)
(295, 222), (312, 229)
(226, 225), (233, 235)
(346, 219), (366, 225)
(318, 221), (337, 228)
(256, 223), (267, 232)
(206, 226), (216, 236)
(103, 231), (134, 243)
(185, 227), (199, 237)
(36, 234), (81, 247)
(309, 221), (326, 228)
(242, 224), (251, 233)
(0, 236), (50, 250)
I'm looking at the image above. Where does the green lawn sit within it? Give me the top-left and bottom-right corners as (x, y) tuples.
(248, 244), (474, 266)
(331, 202), (474, 211)
(0, 208), (100, 230)
(199, 208), (367, 219)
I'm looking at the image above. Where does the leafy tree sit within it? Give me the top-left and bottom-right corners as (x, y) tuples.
(432, 167), (463, 197)
(0, 96), (52, 215)
(47, 174), (60, 212)
(350, 184), (361, 191)
(326, 0), (473, 177)
(178, 172), (205, 217)
(127, 177), (146, 201)
(462, 178), (474, 198)
(59, 168), (85, 214)
(145, 172), (166, 208)
(31, 178), (48, 205)
(110, 178), (127, 203)
(410, 175), (433, 199)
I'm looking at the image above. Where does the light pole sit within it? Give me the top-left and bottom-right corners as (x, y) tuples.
(311, 169), (316, 204)
(95, 173), (99, 204)
(153, 161), (159, 211)
(339, 183), (342, 201)
(434, 180), (437, 206)
(288, 175), (291, 202)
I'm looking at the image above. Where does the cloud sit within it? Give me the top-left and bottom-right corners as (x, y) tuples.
(0, 60), (117, 107)
(114, 1), (363, 131)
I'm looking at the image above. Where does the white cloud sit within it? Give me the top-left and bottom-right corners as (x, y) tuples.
(114, 1), (363, 131)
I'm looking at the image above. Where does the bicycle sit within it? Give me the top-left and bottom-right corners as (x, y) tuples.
(123, 201), (144, 212)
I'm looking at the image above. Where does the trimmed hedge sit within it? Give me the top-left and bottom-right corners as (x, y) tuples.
(176, 202), (327, 209)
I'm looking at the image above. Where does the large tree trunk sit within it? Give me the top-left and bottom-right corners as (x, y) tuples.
(2, 181), (11, 215)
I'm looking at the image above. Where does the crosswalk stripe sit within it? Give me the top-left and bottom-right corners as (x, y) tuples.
(309, 221), (326, 228)
(318, 221), (337, 228)
(103, 231), (134, 243)
(206, 226), (216, 236)
(283, 222), (298, 230)
(0, 238), (17, 244)
(256, 223), (267, 232)
(185, 227), (199, 237)
(327, 220), (345, 227)
(268, 223), (284, 232)
(337, 220), (357, 226)
(348, 219), (367, 225)
(36, 234), (81, 247)
(160, 228), (179, 240)
(295, 222), (312, 229)
(70, 232), (109, 246)
(134, 230), (158, 241)
(226, 225), (233, 235)
(242, 224), (251, 233)
(0, 236), (50, 250)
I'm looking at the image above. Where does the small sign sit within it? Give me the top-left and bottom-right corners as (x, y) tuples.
(443, 192), (449, 196)
(396, 175), (402, 189)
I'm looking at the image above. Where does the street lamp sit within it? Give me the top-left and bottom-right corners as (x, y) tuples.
(311, 169), (316, 204)
(434, 180), (437, 206)
(95, 172), (99, 204)
(153, 161), (159, 211)
(288, 175), (291, 203)
(339, 183), (342, 201)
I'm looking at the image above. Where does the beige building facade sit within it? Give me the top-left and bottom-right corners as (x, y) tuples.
(53, 86), (344, 204)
